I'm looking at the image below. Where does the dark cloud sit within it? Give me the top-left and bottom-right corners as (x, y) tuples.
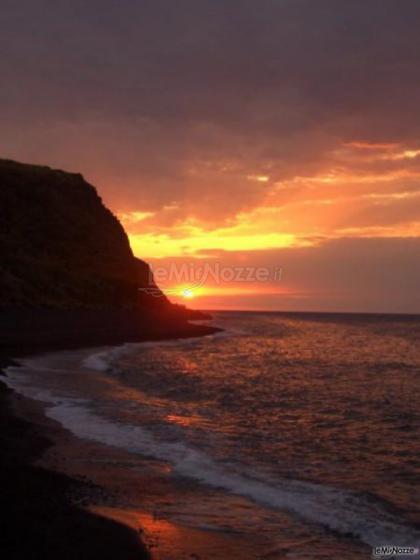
(1, 0), (420, 312)
(3, 0), (420, 129)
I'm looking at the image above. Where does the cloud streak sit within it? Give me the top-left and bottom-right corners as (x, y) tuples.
(1, 0), (420, 310)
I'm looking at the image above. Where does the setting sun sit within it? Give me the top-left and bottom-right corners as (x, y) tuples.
(2, 3), (420, 559)
(181, 288), (195, 299)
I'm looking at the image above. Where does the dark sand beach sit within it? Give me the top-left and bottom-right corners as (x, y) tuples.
(0, 158), (222, 559)
(0, 373), (149, 560)
(0, 314), (220, 560)
(0, 363), (261, 560)
(2, 2), (420, 557)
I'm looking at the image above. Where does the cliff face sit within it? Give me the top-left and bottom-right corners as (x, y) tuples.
(0, 159), (165, 308)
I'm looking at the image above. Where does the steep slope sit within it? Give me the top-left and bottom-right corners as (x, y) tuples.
(0, 159), (164, 308)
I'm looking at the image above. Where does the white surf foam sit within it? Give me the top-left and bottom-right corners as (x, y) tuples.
(44, 398), (419, 549)
(4, 345), (419, 550)
(83, 349), (118, 372)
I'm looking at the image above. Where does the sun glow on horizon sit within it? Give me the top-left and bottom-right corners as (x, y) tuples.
(116, 139), (420, 310)
(181, 288), (195, 299)
(124, 141), (420, 262)
(128, 230), (301, 259)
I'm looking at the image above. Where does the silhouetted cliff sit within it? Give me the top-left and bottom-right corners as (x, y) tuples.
(0, 159), (166, 309)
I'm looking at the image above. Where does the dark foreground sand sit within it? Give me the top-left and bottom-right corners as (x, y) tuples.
(0, 367), (151, 559)
(0, 313), (220, 560)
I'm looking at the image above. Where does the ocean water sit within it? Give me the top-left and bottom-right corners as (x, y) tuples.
(4, 312), (420, 559)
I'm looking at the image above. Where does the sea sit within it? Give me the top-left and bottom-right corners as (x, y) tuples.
(4, 312), (420, 559)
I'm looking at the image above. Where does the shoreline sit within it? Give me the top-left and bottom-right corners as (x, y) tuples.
(0, 377), (151, 560)
(8, 372), (260, 560)
(0, 317), (221, 560)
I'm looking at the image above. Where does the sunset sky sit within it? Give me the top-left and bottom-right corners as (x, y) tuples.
(2, 0), (420, 312)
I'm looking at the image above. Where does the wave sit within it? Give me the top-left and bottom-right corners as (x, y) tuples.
(82, 329), (231, 373)
(5, 341), (419, 550)
(82, 346), (128, 372)
(42, 396), (419, 549)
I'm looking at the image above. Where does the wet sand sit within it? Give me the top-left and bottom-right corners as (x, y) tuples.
(31, 390), (266, 560)
(1, 358), (267, 560)
(0, 311), (221, 560)
(0, 372), (150, 560)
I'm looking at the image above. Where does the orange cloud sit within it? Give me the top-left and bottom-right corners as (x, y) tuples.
(123, 141), (420, 262)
